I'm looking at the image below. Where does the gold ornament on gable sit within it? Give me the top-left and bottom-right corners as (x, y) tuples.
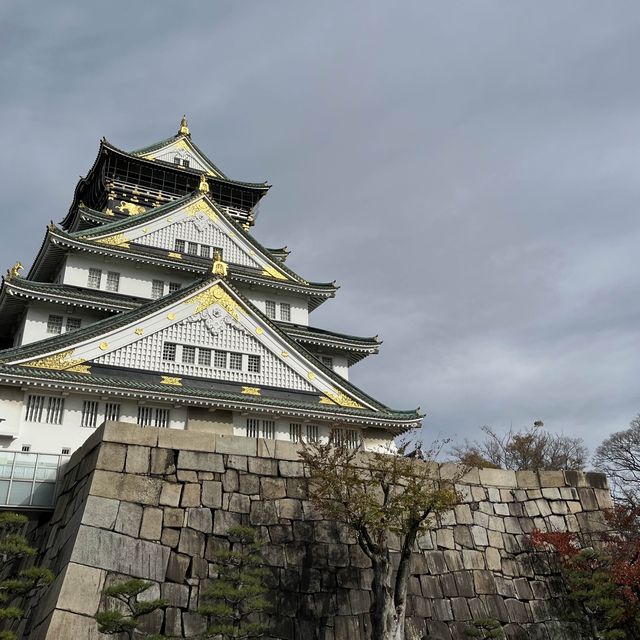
(21, 349), (90, 374)
(184, 284), (240, 320)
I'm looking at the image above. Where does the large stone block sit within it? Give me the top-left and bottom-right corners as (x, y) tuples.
(55, 562), (106, 616)
(261, 477), (287, 499)
(177, 450), (224, 472)
(202, 481), (222, 508)
(96, 442), (127, 472)
(71, 525), (170, 581)
(81, 495), (120, 530)
(102, 421), (159, 447)
(150, 448), (176, 475)
(41, 610), (101, 640)
(216, 435), (257, 456)
(249, 457), (278, 476)
(140, 507), (163, 541)
(125, 445), (150, 474)
(157, 428), (215, 452)
(91, 470), (162, 505)
(186, 507), (213, 533)
(479, 468), (517, 487)
(114, 501), (143, 537)
(159, 481), (182, 507)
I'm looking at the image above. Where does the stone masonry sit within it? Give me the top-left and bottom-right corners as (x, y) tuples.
(17, 422), (612, 640)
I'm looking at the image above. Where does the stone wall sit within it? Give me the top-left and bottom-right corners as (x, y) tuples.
(19, 422), (612, 640)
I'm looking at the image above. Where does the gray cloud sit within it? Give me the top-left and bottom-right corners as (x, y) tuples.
(1, 1), (640, 454)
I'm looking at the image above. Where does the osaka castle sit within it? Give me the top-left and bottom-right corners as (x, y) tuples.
(0, 117), (421, 469)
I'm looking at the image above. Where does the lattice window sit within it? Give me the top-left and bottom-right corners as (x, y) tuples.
(247, 355), (261, 374)
(154, 408), (170, 428)
(182, 159), (190, 168)
(182, 345), (196, 364)
(229, 353), (242, 370)
(289, 423), (302, 442)
(321, 356), (334, 369)
(46, 397), (65, 425)
(106, 271), (120, 293)
(198, 348), (211, 366)
(137, 406), (168, 428)
(87, 268), (102, 289)
(265, 301), (276, 319)
(200, 245), (211, 259)
(306, 424), (319, 442)
(187, 242), (198, 256)
(46, 315), (63, 335)
(21, 445), (30, 452)
(246, 418), (260, 438)
(175, 239), (185, 253)
(214, 351), (227, 368)
(279, 303), (291, 322)
(262, 420), (275, 439)
(163, 342), (177, 361)
(332, 428), (360, 449)
(168, 282), (181, 293)
(25, 395), (45, 422)
(61, 447), (70, 455)
(66, 317), (81, 332)
(81, 401), (99, 428)
(152, 280), (165, 299)
(105, 402), (121, 422)
(173, 157), (181, 165)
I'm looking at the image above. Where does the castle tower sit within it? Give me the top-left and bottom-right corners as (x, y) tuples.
(0, 118), (421, 507)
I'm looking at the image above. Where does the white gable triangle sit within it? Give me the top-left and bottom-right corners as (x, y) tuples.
(139, 138), (222, 177)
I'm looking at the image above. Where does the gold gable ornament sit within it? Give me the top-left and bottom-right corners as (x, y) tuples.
(179, 115), (190, 137)
(198, 174), (210, 194)
(5, 262), (23, 280)
(212, 250), (228, 278)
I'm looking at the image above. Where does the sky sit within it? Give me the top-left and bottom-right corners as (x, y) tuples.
(1, 1), (640, 456)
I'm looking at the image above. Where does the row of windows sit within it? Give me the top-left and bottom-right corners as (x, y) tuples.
(174, 239), (222, 260)
(173, 157), (190, 168)
(152, 279), (181, 299)
(47, 314), (81, 335)
(88, 268), (120, 292)
(80, 401), (121, 428)
(20, 444), (70, 455)
(265, 300), (291, 322)
(246, 419), (360, 448)
(25, 396), (65, 424)
(162, 343), (261, 373)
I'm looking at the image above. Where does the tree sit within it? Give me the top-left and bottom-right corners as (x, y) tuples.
(594, 415), (640, 507)
(298, 435), (461, 640)
(0, 512), (53, 640)
(450, 422), (588, 471)
(95, 579), (169, 639)
(197, 525), (270, 639)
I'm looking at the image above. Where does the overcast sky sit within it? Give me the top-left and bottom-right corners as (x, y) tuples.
(1, 2), (640, 455)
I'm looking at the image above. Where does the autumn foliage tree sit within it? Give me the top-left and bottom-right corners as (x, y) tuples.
(299, 435), (461, 640)
(528, 505), (640, 639)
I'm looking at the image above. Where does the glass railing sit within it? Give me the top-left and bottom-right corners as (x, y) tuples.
(0, 451), (70, 509)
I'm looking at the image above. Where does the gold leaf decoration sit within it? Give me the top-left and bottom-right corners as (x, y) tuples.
(135, 328), (144, 336)
(307, 372), (316, 381)
(261, 264), (288, 281)
(95, 233), (130, 248)
(281, 351), (289, 358)
(167, 313), (176, 321)
(255, 327), (264, 335)
(184, 200), (217, 222)
(184, 283), (240, 320)
(116, 201), (146, 216)
(161, 376), (182, 386)
(99, 342), (109, 351)
(167, 252), (182, 259)
(319, 396), (336, 405)
(241, 386), (261, 396)
(325, 388), (364, 409)
(21, 349), (90, 374)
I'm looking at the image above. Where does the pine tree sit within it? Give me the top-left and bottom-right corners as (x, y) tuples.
(198, 525), (270, 639)
(0, 512), (53, 640)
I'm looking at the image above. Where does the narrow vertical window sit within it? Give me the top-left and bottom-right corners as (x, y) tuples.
(87, 268), (102, 289)
(46, 315), (63, 335)
(106, 271), (120, 292)
(332, 428), (361, 449)
(151, 280), (165, 299)
(198, 348), (211, 366)
(81, 401), (99, 428)
(261, 420), (275, 439)
(229, 353), (243, 370)
(279, 302), (291, 322)
(214, 351), (227, 368)
(246, 418), (260, 438)
(182, 345), (196, 364)
(154, 408), (170, 428)
(25, 395), (45, 423)
(265, 301), (276, 319)
(137, 406), (152, 427)
(187, 242), (198, 256)
(46, 397), (65, 425)
(247, 355), (261, 374)
(289, 423), (302, 442)
(162, 342), (177, 361)
(105, 402), (121, 422)
(306, 424), (319, 442)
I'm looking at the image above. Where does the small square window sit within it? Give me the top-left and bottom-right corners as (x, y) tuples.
(152, 280), (165, 299)
(65, 317), (81, 332)
(247, 355), (261, 373)
(21, 445), (31, 453)
(265, 301), (276, 319)
(174, 239), (185, 253)
(182, 345), (196, 365)
(168, 282), (181, 293)
(174, 157), (181, 165)
(163, 342), (177, 361)
(61, 447), (70, 455)
(198, 348), (211, 366)
(214, 351), (227, 368)
(229, 353), (242, 370)
(279, 303), (291, 322)
(182, 159), (190, 168)
(47, 315), (63, 335)
(106, 271), (120, 292)
(87, 268), (102, 289)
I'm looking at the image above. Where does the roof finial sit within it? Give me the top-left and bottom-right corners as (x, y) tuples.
(179, 115), (190, 137)
(212, 250), (228, 278)
(198, 174), (210, 193)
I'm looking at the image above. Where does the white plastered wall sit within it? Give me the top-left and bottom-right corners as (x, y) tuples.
(247, 290), (309, 326)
